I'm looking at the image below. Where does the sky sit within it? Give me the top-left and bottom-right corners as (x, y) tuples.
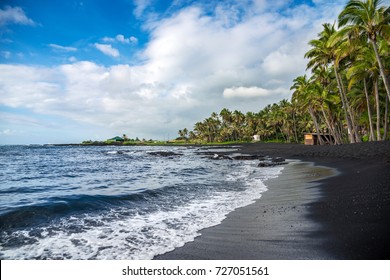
(1, 0), (384, 144)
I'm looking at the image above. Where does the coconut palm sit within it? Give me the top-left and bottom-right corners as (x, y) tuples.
(245, 112), (258, 140)
(311, 66), (344, 144)
(338, 0), (390, 99)
(305, 23), (358, 143)
(231, 110), (245, 141)
(178, 128), (189, 141)
(277, 99), (296, 143)
(291, 75), (326, 145)
(347, 45), (383, 140)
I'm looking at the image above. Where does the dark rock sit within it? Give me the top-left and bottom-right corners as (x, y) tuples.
(257, 160), (274, 167)
(148, 151), (183, 157)
(258, 159), (288, 167)
(272, 157), (286, 163)
(232, 154), (266, 160)
(210, 154), (233, 160)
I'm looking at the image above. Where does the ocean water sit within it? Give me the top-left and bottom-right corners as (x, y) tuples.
(0, 145), (283, 260)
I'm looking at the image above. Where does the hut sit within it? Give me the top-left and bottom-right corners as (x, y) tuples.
(108, 136), (124, 142)
(304, 133), (318, 145)
(304, 133), (334, 145)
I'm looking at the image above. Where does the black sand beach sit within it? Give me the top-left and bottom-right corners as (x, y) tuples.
(155, 141), (390, 260)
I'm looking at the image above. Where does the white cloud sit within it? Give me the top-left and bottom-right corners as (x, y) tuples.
(1, 51), (11, 59)
(49, 44), (77, 52)
(0, 129), (14, 135)
(0, 61), (200, 139)
(115, 34), (127, 43)
(68, 56), (77, 62)
(94, 43), (120, 57)
(129, 36), (139, 44)
(102, 36), (116, 43)
(223, 86), (272, 98)
(102, 34), (138, 45)
(116, 34), (138, 44)
(262, 47), (306, 76)
(0, 111), (54, 128)
(223, 86), (290, 99)
(0, 1), (349, 141)
(133, 0), (152, 18)
(0, 6), (36, 26)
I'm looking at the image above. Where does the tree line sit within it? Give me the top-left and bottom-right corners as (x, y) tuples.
(179, 0), (389, 144)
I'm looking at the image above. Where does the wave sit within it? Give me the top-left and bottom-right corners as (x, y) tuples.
(0, 189), (161, 230)
(0, 180), (214, 231)
(0, 180), (272, 260)
(0, 146), (284, 259)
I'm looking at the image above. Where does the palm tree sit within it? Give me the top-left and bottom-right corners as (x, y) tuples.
(245, 112), (258, 140)
(312, 66), (344, 144)
(305, 23), (358, 143)
(232, 110), (245, 141)
(347, 45), (382, 140)
(178, 128), (189, 141)
(194, 121), (206, 142)
(188, 130), (196, 141)
(256, 107), (274, 141)
(291, 75), (326, 145)
(277, 99), (296, 143)
(338, 0), (390, 99)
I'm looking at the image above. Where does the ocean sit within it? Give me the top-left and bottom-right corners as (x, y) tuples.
(0, 145), (283, 260)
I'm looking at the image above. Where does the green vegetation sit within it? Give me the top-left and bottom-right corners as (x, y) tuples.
(179, 0), (390, 145)
(81, 137), (191, 146)
(178, 104), (305, 144)
(81, 139), (160, 146)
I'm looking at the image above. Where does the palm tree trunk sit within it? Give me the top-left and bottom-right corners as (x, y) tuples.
(334, 121), (344, 144)
(334, 66), (356, 143)
(318, 114), (332, 144)
(277, 126), (287, 142)
(364, 78), (376, 141)
(292, 111), (299, 143)
(309, 107), (325, 145)
(371, 39), (390, 101)
(383, 95), (389, 141)
(320, 106), (337, 144)
(328, 114), (343, 144)
(374, 79), (381, 141)
(335, 121), (345, 143)
(340, 76), (361, 143)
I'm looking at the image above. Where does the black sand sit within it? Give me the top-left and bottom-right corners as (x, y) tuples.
(155, 141), (390, 260)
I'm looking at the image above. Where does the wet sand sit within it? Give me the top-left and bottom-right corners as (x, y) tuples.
(155, 141), (390, 260)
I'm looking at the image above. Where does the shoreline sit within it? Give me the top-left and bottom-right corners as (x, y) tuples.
(155, 160), (337, 259)
(155, 141), (390, 260)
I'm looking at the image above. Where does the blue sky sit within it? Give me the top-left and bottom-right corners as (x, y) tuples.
(1, 0), (385, 144)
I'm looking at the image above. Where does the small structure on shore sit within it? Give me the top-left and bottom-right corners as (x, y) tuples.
(304, 133), (334, 145)
(253, 135), (260, 141)
(108, 136), (124, 142)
